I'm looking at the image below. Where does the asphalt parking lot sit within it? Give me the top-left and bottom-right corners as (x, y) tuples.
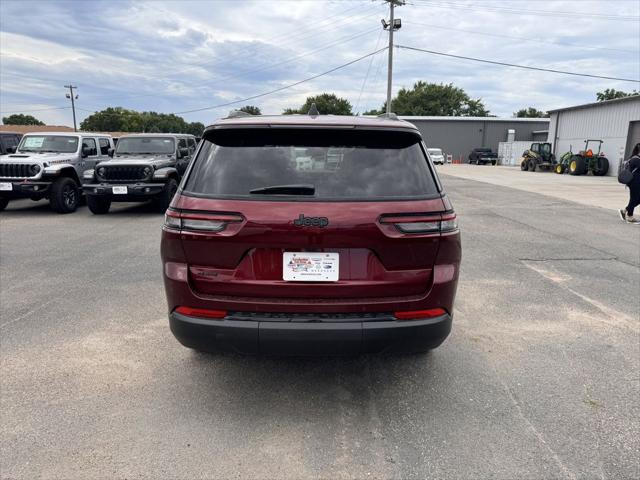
(1, 173), (639, 479)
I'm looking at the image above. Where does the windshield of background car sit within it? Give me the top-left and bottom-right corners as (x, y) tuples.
(18, 136), (78, 153)
(184, 128), (439, 200)
(115, 137), (175, 155)
(428, 148), (443, 156)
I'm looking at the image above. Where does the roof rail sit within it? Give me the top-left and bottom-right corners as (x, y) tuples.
(377, 112), (398, 120)
(226, 110), (253, 119)
(308, 103), (319, 117)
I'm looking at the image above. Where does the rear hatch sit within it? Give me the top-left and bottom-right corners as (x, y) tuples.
(171, 126), (451, 305)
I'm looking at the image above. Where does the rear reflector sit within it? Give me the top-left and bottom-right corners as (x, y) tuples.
(175, 306), (227, 319)
(394, 308), (447, 320)
(165, 262), (188, 282)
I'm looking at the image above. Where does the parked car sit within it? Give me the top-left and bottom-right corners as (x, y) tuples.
(468, 148), (497, 165)
(427, 147), (446, 165)
(82, 133), (197, 214)
(0, 132), (22, 155)
(0, 132), (114, 213)
(161, 113), (461, 355)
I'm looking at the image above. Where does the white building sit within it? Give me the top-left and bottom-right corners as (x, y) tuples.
(547, 96), (640, 176)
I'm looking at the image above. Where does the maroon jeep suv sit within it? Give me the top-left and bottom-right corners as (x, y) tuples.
(161, 113), (461, 354)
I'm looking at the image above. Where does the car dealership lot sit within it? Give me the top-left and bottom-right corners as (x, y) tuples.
(1, 174), (638, 479)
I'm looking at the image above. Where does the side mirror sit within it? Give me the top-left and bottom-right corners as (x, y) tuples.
(82, 146), (91, 158)
(108, 148), (115, 157)
(177, 147), (189, 159)
(6, 146), (16, 154)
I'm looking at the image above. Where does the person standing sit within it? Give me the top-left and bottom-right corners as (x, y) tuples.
(619, 143), (640, 223)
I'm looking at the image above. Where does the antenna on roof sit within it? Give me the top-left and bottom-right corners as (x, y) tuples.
(226, 110), (252, 119)
(308, 103), (319, 117)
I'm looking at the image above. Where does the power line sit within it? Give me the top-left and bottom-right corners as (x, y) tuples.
(0, 106), (70, 114)
(169, 27), (381, 95)
(411, 0), (640, 21)
(402, 20), (638, 54)
(86, 6), (384, 102)
(172, 47), (389, 115)
(396, 44), (640, 83)
(354, 28), (385, 114)
(360, 43), (388, 113)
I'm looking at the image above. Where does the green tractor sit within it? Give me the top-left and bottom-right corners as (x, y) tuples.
(520, 142), (556, 172)
(555, 140), (609, 176)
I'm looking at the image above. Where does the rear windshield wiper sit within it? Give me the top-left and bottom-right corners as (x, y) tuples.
(249, 184), (315, 195)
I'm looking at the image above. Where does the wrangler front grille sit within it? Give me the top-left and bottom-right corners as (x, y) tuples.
(0, 163), (38, 179)
(100, 166), (149, 182)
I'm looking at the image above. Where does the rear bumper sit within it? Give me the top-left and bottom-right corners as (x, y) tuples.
(169, 310), (452, 355)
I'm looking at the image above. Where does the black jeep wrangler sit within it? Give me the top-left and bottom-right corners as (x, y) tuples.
(82, 134), (197, 214)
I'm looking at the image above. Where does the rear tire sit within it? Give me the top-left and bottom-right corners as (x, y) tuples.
(0, 198), (8, 212)
(50, 177), (79, 213)
(593, 157), (609, 176)
(87, 195), (111, 214)
(491, 160), (496, 166)
(569, 155), (586, 175)
(155, 178), (178, 213)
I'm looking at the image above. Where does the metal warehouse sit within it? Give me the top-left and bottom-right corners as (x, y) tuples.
(401, 116), (550, 162)
(547, 96), (640, 176)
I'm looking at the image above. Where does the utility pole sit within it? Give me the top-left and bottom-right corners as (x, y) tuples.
(64, 85), (78, 131)
(383, 0), (403, 115)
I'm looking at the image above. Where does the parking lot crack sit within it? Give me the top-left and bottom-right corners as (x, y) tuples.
(496, 375), (577, 480)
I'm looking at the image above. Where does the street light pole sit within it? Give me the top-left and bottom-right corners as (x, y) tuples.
(64, 85), (78, 131)
(384, 0), (403, 115)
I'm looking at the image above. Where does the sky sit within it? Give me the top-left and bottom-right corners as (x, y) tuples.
(0, 0), (638, 127)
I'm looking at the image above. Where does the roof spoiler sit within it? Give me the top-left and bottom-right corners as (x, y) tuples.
(226, 110), (253, 119)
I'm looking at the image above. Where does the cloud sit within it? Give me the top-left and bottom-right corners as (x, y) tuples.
(1, 0), (638, 126)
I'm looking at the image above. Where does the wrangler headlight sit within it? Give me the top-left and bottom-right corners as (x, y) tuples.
(30, 164), (41, 175)
(97, 167), (106, 177)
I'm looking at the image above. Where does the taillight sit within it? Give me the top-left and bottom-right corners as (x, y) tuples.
(380, 212), (458, 234)
(394, 308), (447, 320)
(396, 221), (440, 234)
(181, 218), (226, 232)
(175, 306), (227, 319)
(164, 210), (243, 233)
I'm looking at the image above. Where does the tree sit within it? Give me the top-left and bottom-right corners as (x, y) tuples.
(79, 107), (204, 136)
(2, 114), (45, 125)
(238, 105), (261, 115)
(514, 107), (549, 118)
(185, 122), (205, 137)
(283, 93), (353, 115)
(596, 88), (639, 101)
(366, 82), (490, 117)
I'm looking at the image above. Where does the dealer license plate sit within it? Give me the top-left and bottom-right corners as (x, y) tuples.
(0, 182), (12, 191)
(112, 186), (128, 194)
(283, 252), (339, 282)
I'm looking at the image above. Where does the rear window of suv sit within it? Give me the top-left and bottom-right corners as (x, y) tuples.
(183, 128), (439, 200)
